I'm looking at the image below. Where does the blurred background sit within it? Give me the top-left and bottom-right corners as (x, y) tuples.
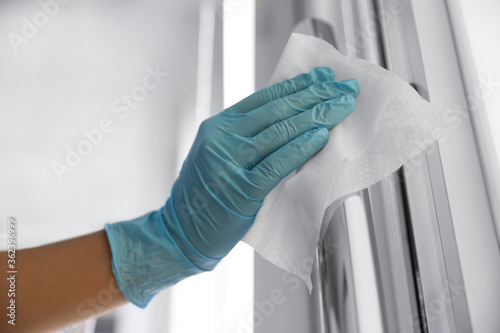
(1, 0), (500, 332)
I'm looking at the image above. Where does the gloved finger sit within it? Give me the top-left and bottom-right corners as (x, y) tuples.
(337, 79), (360, 97)
(247, 127), (329, 197)
(235, 80), (359, 137)
(224, 67), (335, 115)
(238, 95), (355, 169)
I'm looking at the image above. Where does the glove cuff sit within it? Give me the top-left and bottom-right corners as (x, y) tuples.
(104, 208), (217, 308)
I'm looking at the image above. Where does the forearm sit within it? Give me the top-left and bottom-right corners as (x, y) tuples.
(0, 230), (127, 333)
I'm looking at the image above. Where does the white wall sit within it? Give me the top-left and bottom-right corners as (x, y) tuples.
(0, 0), (200, 249)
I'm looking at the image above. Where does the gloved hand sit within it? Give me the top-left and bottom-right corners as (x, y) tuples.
(105, 67), (360, 307)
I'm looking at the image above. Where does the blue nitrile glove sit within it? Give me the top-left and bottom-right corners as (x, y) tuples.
(104, 67), (360, 308)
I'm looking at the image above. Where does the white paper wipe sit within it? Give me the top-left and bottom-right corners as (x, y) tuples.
(243, 33), (451, 290)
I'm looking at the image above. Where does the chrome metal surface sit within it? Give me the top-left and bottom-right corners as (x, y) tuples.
(318, 205), (358, 333)
(254, 1), (498, 332)
(376, 0), (476, 331)
(393, 0), (500, 331)
(444, 0), (500, 247)
(293, 19), (336, 46)
(361, 174), (420, 333)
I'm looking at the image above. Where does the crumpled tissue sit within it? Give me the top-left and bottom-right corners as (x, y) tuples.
(243, 33), (453, 290)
